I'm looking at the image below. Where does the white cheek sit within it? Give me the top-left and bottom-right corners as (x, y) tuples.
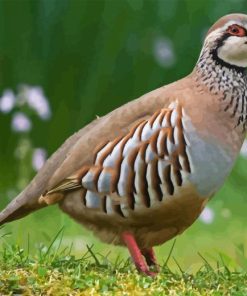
(218, 36), (247, 67)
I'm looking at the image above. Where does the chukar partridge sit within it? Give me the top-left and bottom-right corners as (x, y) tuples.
(1, 14), (247, 276)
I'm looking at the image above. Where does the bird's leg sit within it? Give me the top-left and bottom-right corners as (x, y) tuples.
(141, 247), (160, 272)
(121, 232), (157, 277)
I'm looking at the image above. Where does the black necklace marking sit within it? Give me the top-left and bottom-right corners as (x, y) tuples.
(210, 33), (246, 74)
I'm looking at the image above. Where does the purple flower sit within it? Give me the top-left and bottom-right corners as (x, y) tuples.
(11, 112), (32, 132)
(25, 86), (51, 120)
(153, 37), (176, 68)
(32, 148), (47, 171)
(199, 207), (215, 224)
(0, 90), (16, 113)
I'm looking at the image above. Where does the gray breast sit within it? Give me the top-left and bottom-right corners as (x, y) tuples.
(182, 109), (235, 197)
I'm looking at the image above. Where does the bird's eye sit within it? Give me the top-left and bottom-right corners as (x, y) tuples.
(227, 25), (246, 37)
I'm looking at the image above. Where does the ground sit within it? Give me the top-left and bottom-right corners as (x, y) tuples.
(1, 239), (247, 296)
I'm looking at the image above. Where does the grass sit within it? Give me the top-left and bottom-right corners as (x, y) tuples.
(1, 229), (247, 295)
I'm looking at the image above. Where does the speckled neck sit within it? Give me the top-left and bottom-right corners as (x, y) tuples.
(195, 45), (247, 132)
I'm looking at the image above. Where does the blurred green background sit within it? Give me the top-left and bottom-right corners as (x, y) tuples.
(0, 0), (247, 271)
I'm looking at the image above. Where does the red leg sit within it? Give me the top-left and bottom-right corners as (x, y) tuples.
(122, 232), (157, 277)
(141, 248), (160, 271)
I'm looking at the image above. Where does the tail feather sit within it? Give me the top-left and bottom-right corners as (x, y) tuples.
(0, 199), (46, 225)
(0, 186), (47, 226)
(0, 117), (96, 226)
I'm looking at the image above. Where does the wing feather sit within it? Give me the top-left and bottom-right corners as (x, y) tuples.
(42, 103), (191, 216)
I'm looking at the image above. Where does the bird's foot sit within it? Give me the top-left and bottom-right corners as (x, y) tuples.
(134, 257), (157, 277)
(136, 265), (158, 277)
(122, 232), (158, 277)
(141, 247), (160, 272)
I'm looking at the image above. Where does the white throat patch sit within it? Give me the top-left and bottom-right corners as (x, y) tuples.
(217, 35), (247, 67)
(205, 20), (247, 68)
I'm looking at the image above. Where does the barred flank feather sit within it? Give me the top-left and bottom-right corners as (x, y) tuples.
(43, 104), (192, 218)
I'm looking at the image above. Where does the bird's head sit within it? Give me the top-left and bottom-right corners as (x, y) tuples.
(203, 14), (247, 70)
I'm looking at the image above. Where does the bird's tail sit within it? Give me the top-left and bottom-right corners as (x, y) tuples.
(0, 185), (47, 226)
(0, 123), (84, 226)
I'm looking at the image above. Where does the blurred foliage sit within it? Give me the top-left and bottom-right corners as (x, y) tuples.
(0, 0), (247, 269)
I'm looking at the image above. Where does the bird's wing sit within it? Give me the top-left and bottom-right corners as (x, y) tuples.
(0, 83), (179, 224)
(42, 102), (192, 216)
(45, 85), (174, 191)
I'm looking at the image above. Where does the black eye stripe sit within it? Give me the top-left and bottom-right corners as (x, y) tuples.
(207, 25), (247, 73)
(217, 28), (247, 49)
(209, 32), (246, 73)
(216, 33), (231, 49)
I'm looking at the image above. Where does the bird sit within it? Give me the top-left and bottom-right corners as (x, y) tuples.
(1, 13), (247, 277)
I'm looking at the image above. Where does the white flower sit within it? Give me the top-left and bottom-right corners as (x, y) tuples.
(0, 90), (16, 113)
(153, 37), (176, 68)
(199, 207), (215, 224)
(240, 139), (247, 158)
(25, 86), (51, 120)
(32, 148), (47, 171)
(11, 112), (32, 132)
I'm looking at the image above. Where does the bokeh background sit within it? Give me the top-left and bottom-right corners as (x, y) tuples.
(0, 0), (247, 271)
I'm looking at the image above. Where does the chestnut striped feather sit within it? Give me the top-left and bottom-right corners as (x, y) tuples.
(73, 104), (192, 217)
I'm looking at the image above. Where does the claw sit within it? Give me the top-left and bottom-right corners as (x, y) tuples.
(145, 270), (158, 277)
(141, 247), (160, 272)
